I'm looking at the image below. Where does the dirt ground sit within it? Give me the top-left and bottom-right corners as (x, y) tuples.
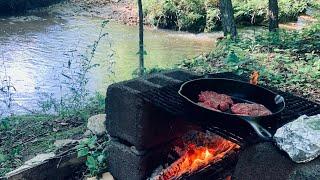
(69, 0), (138, 25)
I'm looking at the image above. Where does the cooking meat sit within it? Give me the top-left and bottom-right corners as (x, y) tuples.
(197, 102), (221, 112)
(231, 103), (272, 116)
(198, 91), (233, 111)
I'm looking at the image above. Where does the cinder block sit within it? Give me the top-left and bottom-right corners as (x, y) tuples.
(162, 69), (200, 82)
(106, 79), (189, 150)
(145, 74), (182, 86)
(105, 139), (168, 180)
(105, 70), (199, 150)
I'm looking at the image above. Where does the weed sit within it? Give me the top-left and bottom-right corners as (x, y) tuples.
(0, 61), (16, 116)
(0, 21), (112, 177)
(36, 20), (113, 119)
(77, 135), (110, 177)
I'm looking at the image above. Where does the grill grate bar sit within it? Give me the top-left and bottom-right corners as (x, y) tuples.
(140, 72), (320, 144)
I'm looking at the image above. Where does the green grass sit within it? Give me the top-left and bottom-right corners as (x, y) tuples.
(0, 93), (105, 177)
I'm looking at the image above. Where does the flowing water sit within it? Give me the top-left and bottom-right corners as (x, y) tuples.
(1, 3), (316, 116)
(0, 9), (219, 116)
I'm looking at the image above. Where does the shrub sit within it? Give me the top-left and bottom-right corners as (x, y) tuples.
(143, 0), (315, 32)
(178, 22), (320, 101)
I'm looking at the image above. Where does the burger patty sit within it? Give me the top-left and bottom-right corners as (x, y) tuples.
(197, 102), (221, 112)
(198, 91), (234, 111)
(231, 103), (272, 116)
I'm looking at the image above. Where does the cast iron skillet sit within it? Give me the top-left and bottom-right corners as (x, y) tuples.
(178, 78), (285, 141)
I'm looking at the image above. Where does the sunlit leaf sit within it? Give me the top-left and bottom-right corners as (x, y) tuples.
(77, 147), (89, 157)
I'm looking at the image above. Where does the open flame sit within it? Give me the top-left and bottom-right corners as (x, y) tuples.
(250, 71), (259, 85)
(156, 138), (240, 180)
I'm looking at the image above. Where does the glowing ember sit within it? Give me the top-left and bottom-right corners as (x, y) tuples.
(155, 138), (240, 180)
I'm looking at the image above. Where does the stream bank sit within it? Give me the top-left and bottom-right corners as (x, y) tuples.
(0, 0), (64, 15)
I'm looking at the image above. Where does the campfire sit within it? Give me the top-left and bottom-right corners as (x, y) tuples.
(105, 70), (320, 180)
(150, 131), (240, 180)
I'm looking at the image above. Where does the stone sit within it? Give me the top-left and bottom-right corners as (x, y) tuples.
(6, 153), (55, 177)
(86, 177), (97, 180)
(6, 152), (85, 180)
(87, 114), (107, 136)
(274, 114), (320, 163)
(101, 172), (114, 180)
(54, 139), (78, 149)
(233, 142), (320, 180)
(84, 130), (93, 137)
(105, 139), (169, 180)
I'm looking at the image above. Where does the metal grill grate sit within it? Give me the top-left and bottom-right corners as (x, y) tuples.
(139, 72), (320, 144)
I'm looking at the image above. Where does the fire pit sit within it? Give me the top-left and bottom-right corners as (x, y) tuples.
(105, 70), (320, 180)
(149, 131), (240, 180)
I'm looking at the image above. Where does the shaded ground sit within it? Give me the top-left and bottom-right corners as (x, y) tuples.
(0, 0), (64, 14)
(0, 115), (86, 176)
(36, 0), (138, 25)
(71, 0), (138, 25)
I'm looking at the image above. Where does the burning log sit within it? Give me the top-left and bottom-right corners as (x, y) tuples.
(152, 135), (240, 180)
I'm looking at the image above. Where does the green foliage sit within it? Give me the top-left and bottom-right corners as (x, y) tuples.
(233, 0), (267, 25)
(278, 0), (308, 21)
(0, 118), (10, 131)
(0, 21), (110, 178)
(77, 135), (109, 177)
(132, 66), (169, 77)
(0, 114), (88, 176)
(144, 0), (316, 32)
(205, 7), (221, 31)
(144, 0), (207, 32)
(179, 22), (320, 101)
(309, 0), (320, 8)
(37, 21), (111, 119)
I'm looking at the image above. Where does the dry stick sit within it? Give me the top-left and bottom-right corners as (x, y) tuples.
(56, 156), (63, 168)
(12, 131), (49, 148)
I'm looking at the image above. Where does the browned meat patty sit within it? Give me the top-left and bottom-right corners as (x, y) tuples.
(231, 103), (272, 116)
(198, 91), (233, 111)
(197, 102), (221, 112)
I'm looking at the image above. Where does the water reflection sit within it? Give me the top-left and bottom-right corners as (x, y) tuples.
(0, 14), (216, 116)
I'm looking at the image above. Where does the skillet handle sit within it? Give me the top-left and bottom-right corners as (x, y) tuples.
(275, 95), (285, 105)
(246, 120), (273, 142)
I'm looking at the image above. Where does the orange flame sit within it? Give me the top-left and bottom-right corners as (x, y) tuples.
(157, 139), (240, 180)
(250, 71), (259, 85)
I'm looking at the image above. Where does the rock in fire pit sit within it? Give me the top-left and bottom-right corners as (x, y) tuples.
(233, 142), (320, 180)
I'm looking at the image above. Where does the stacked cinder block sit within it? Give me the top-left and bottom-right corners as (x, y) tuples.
(105, 70), (200, 180)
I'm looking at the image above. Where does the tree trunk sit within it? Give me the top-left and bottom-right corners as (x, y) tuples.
(219, 0), (237, 39)
(137, 0), (144, 76)
(268, 0), (279, 32)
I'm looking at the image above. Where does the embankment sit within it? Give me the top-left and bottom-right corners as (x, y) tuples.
(0, 0), (64, 15)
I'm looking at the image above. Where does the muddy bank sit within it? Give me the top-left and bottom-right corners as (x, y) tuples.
(39, 0), (138, 25)
(0, 0), (138, 25)
(75, 0), (138, 25)
(0, 0), (64, 15)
